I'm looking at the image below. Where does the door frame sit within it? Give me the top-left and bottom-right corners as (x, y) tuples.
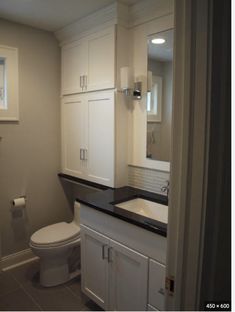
(165, 0), (213, 309)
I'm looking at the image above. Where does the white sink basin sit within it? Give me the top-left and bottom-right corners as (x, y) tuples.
(115, 198), (168, 224)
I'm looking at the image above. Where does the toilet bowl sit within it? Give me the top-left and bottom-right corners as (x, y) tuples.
(30, 201), (81, 287)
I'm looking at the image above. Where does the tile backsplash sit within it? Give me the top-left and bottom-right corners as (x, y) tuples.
(128, 165), (170, 195)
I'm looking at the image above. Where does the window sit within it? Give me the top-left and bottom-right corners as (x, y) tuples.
(147, 75), (162, 122)
(0, 58), (6, 109)
(0, 46), (19, 121)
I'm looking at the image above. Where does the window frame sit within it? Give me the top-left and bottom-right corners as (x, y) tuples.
(0, 45), (19, 121)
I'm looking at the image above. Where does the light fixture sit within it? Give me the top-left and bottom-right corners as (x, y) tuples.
(151, 38), (166, 44)
(133, 81), (142, 99)
(120, 67), (142, 99)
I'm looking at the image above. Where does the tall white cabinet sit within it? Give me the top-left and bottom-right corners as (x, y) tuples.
(61, 25), (129, 187)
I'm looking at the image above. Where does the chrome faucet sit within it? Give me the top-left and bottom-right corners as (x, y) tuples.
(161, 180), (170, 197)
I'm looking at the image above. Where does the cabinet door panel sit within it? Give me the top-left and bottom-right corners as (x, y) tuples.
(148, 259), (166, 311)
(109, 239), (148, 311)
(87, 29), (115, 91)
(61, 97), (86, 178)
(62, 41), (86, 95)
(86, 91), (115, 187)
(81, 225), (109, 310)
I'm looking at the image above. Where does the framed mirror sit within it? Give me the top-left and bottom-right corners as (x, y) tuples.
(146, 29), (173, 162)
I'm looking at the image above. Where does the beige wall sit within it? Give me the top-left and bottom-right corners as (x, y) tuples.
(0, 19), (72, 257)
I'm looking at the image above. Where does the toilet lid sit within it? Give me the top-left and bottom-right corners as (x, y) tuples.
(30, 222), (80, 246)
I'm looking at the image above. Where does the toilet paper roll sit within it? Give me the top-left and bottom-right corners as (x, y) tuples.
(12, 197), (26, 208)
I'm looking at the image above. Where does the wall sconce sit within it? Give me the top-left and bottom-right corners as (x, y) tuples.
(120, 66), (142, 99)
(133, 81), (142, 99)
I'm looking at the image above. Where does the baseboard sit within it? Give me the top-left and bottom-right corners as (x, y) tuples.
(1, 249), (39, 271)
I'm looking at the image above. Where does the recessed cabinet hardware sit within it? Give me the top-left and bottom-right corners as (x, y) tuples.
(80, 76), (82, 88)
(80, 148), (83, 160)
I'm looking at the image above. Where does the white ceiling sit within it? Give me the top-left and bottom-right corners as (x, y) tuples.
(0, 0), (141, 32)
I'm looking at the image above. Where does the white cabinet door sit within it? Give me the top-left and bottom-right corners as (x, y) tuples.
(81, 225), (109, 310)
(148, 259), (166, 311)
(86, 91), (115, 187)
(61, 27), (115, 95)
(86, 27), (115, 92)
(62, 40), (86, 95)
(61, 91), (115, 187)
(109, 239), (148, 311)
(61, 96), (86, 178)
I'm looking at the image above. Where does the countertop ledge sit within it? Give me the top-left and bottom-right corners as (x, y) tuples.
(76, 186), (168, 237)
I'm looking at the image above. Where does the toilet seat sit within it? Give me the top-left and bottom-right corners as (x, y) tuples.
(30, 222), (80, 248)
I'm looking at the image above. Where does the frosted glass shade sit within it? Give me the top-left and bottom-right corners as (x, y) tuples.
(120, 66), (132, 90)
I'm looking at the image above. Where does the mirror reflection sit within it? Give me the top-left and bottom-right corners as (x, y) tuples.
(146, 29), (173, 162)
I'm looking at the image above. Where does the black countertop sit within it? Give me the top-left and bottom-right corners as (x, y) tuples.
(76, 186), (168, 237)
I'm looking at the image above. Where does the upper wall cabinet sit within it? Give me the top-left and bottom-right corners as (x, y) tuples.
(62, 27), (115, 95)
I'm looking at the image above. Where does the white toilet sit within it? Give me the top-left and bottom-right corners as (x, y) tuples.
(30, 201), (81, 287)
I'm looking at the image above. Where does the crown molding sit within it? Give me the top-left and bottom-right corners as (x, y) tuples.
(55, 0), (174, 45)
(128, 0), (174, 28)
(55, 2), (129, 45)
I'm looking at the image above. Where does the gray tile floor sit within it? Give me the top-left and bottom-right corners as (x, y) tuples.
(0, 260), (102, 311)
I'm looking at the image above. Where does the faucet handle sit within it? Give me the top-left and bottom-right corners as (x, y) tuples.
(161, 180), (170, 196)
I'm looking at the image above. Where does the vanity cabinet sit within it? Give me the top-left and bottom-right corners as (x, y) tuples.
(148, 259), (166, 311)
(80, 203), (167, 311)
(81, 224), (148, 311)
(80, 225), (109, 308)
(61, 26), (115, 95)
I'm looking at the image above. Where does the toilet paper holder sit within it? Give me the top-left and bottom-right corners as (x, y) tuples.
(11, 196), (26, 218)
(12, 196), (26, 207)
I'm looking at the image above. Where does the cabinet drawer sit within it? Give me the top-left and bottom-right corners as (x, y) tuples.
(148, 259), (165, 311)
